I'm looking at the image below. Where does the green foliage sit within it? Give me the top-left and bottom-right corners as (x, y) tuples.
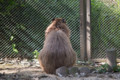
(16, 24), (26, 30)
(32, 50), (39, 58)
(10, 36), (14, 41)
(0, 0), (18, 15)
(97, 63), (120, 73)
(0, 0), (80, 58)
(91, 0), (120, 58)
(97, 64), (109, 73)
(12, 43), (18, 53)
(1, 0), (120, 59)
(112, 65), (120, 72)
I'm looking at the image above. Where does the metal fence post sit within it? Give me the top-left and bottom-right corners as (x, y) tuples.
(80, 0), (87, 61)
(86, 0), (91, 61)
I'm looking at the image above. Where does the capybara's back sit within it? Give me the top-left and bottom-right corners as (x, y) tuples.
(38, 18), (76, 74)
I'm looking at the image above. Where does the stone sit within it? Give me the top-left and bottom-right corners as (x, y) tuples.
(80, 72), (87, 77)
(90, 68), (96, 73)
(0, 60), (4, 64)
(79, 67), (90, 74)
(68, 66), (79, 75)
(56, 66), (68, 77)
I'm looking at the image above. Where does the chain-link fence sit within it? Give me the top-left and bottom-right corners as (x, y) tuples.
(0, 0), (80, 59)
(1, 0), (120, 61)
(91, 0), (120, 59)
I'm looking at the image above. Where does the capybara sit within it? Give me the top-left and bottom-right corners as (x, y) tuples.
(38, 18), (76, 74)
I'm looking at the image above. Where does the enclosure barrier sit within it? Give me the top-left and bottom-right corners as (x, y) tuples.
(0, 0), (120, 62)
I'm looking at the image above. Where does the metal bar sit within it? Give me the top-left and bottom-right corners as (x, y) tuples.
(80, 0), (87, 61)
(86, 0), (91, 61)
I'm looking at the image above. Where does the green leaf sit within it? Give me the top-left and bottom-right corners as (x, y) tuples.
(20, 4), (25, 7)
(0, 0), (4, 3)
(20, 25), (26, 30)
(12, 43), (16, 48)
(33, 50), (39, 54)
(13, 48), (18, 53)
(32, 50), (39, 58)
(10, 36), (14, 41)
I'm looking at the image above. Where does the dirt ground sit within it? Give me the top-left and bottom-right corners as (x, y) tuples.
(0, 59), (120, 80)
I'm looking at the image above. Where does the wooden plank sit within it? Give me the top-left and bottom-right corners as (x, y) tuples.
(92, 59), (107, 62)
(86, 0), (91, 61)
(80, 0), (87, 61)
(92, 59), (120, 63)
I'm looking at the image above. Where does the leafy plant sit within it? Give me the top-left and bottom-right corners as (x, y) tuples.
(91, 0), (120, 58)
(10, 36), (14, 41)
(10, 35), (18, 54)
(97, 63), (109, 73)
(0, 0), (18, 15)
(97, 63), (120, 73)
(32, 50), (39, 58)
(12, 43), (18, 53)
(112, 65), (120, 72)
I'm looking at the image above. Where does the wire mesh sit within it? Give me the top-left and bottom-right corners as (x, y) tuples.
(0, 0), (80, 59)
(91, 0), (120, 59)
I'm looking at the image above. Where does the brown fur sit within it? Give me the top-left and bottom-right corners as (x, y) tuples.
(38, 18), (76, 74)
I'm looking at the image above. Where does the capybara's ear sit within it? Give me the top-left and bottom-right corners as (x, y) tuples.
(52, 18), (55, 21)
(62, 19), (66, 23)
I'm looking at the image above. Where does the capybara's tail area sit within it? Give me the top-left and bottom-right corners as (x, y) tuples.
(44, 66), (56, 74)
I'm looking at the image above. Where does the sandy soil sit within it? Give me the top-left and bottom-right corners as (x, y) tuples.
(0, 59), (120, 80)
(0, 66), (120, 80)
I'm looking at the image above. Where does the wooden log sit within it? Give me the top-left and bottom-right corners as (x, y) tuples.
(106, 48), (117, 68)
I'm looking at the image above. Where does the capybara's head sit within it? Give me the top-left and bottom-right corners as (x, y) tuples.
(45, 18), (70, 38)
